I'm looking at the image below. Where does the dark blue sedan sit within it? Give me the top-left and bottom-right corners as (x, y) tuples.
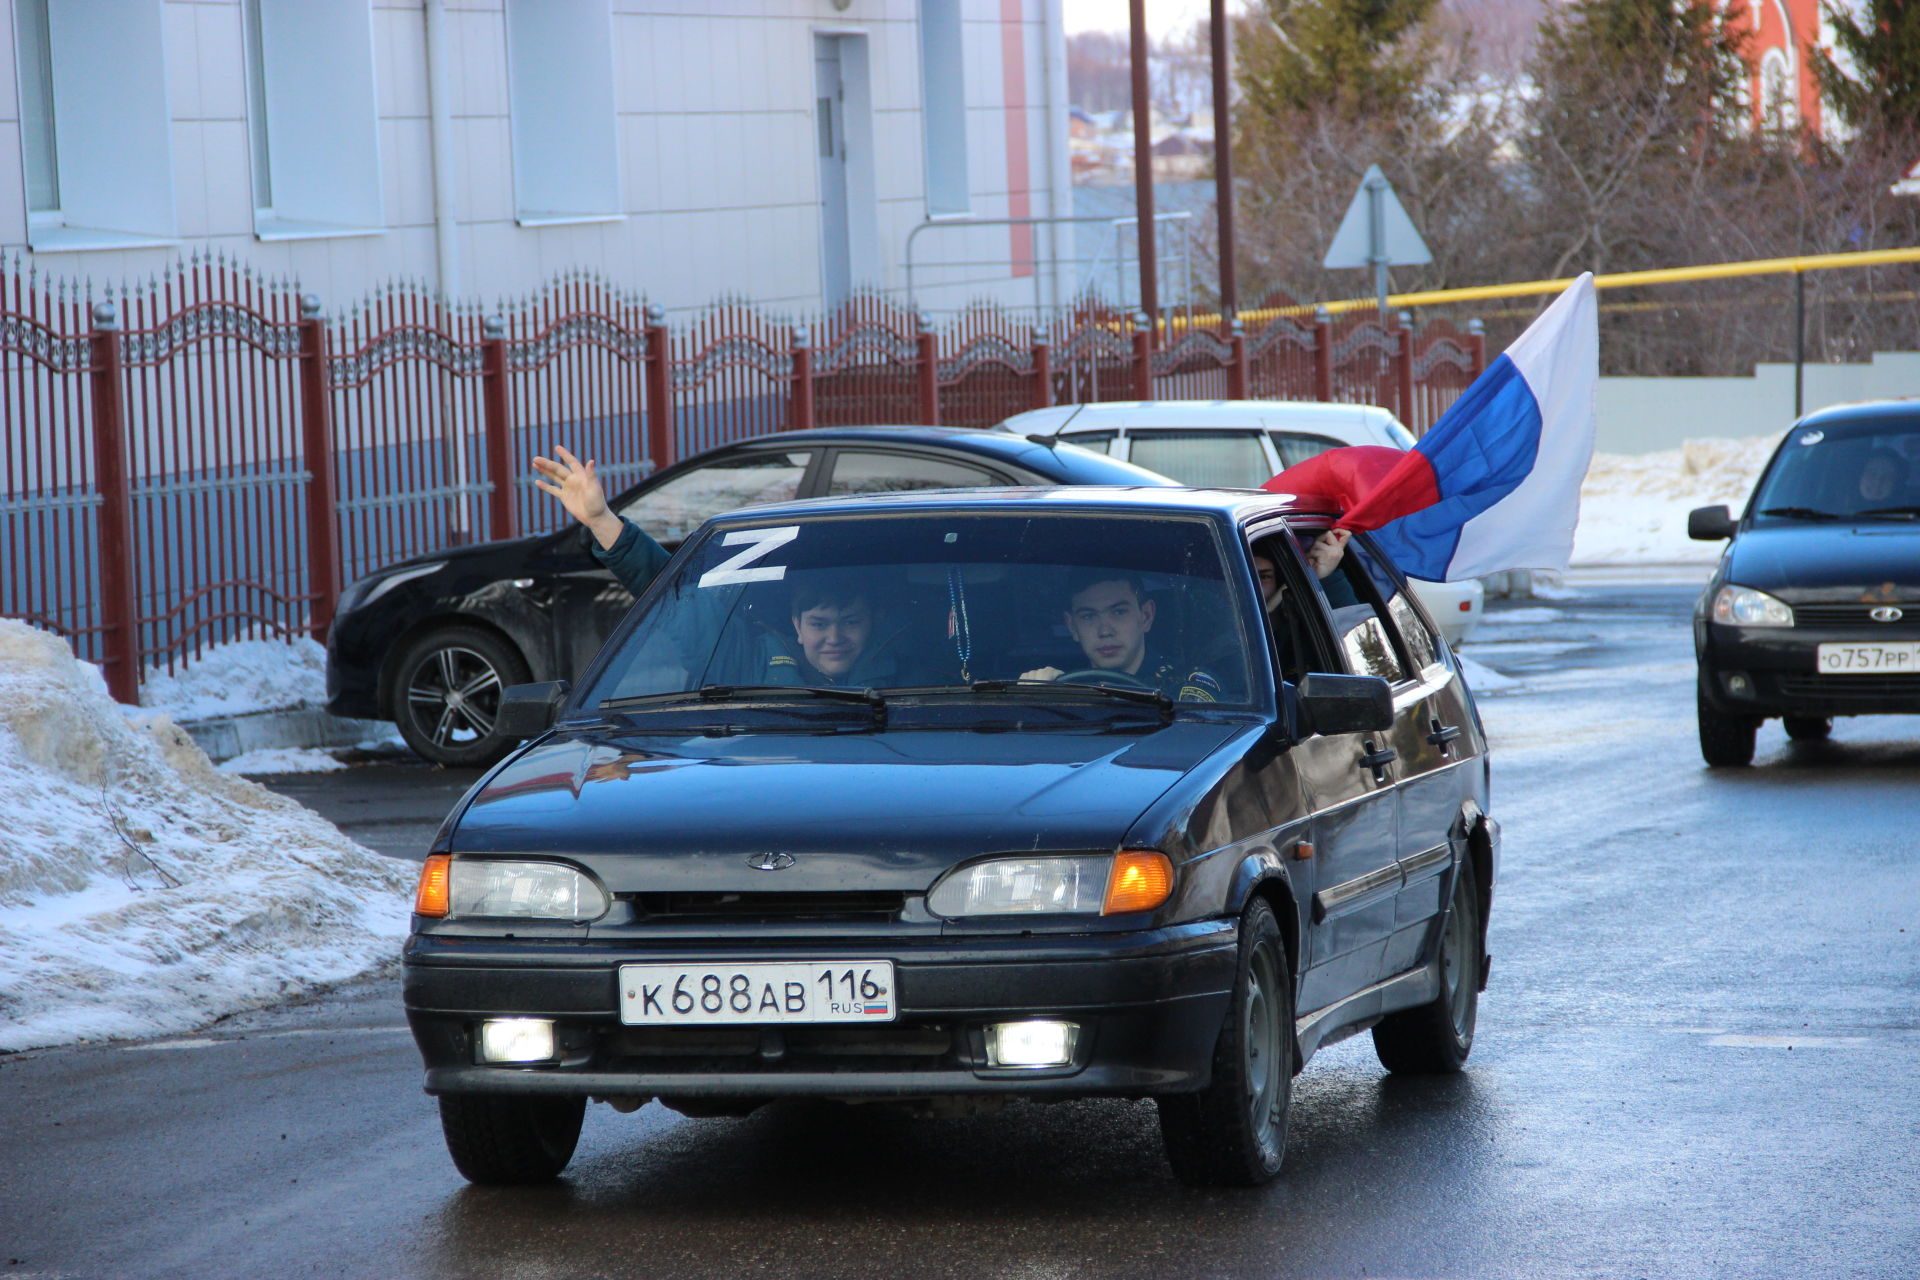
(402, 485), (1498, 1188)
(326, 427), (1172, 764)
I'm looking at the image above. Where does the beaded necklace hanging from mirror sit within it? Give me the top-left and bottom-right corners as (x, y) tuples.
(945, 567), (974, 684)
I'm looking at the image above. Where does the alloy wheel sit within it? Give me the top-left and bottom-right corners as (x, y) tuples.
(405, 645), (504, 748)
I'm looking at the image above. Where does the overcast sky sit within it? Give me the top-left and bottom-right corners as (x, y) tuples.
(1061, 0), (1239, 40)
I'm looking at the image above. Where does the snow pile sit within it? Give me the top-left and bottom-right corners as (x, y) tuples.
(0, 620), (411, 1051)
(139, 632), (329, 722)
(1456, 652), (1521, 693)
(216, 747), (347, 776)
(1573, 434), (1782, 566)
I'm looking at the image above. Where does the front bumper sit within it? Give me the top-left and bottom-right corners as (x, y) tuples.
(404, 922), (1237, 1100)
(1698, 621), (1920, 716)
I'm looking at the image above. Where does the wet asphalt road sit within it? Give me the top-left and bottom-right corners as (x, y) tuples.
(3, 578), (1918, 1279)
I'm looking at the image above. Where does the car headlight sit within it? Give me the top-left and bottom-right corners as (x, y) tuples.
(927, 851), (1173, 917)
(1711, 584), (1794, 627)
(439, 859), (608, 921)
(338, 560), (447, 615)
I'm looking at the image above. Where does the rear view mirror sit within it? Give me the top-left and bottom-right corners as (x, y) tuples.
(1688, 504), (1736, 540)
(1297, 673), (1394, 736)
(497, 681), (571, 740)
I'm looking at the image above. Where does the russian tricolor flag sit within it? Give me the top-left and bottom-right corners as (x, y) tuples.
(1265, 274), (1599, 582)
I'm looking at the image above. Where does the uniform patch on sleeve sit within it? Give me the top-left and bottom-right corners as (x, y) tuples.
(769, 654), (797, 667)
(1178, 669), (1220, 702)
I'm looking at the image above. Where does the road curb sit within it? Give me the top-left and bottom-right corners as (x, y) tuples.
(176, 703), (393, 763)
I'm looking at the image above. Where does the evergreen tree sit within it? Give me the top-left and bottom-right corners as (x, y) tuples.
(1235, 0), (1440, 122)
(1816, 0), (1920, 136)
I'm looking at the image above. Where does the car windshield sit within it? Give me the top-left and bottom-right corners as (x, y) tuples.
(1751, 416), (1920, 520)
(580, 511), (1255, 708)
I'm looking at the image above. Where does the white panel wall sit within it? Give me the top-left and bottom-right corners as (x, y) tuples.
(0, 0), (1070, 320)
(1599, 353), (1920, 453)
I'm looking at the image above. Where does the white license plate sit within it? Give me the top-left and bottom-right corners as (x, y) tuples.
(618, 961), (897, 1025)
(1815, 643), (1920, 674)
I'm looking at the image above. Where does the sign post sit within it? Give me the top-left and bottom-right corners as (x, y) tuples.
(1324, 165), (1432, 316)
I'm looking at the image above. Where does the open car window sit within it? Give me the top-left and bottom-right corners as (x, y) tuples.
(580, 512), (1256, 708)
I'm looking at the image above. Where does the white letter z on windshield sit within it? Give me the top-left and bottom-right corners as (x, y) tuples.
(697, 525), (800, 588)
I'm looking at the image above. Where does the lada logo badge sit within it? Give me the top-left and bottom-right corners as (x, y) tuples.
(1871, 606), (1904, 622)
(747, 851), (796, 871)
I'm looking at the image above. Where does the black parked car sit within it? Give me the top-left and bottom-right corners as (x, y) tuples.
(326, 427), (1172, 765)
(403, 486), (1499, 1188)
(1691, 401), (1920, 766)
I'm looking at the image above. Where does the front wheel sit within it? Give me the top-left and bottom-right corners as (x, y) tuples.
(1697, 685), (1758, 767)
(1372, 858), (1481, 1074)
(1784, 715), (1832, 741)
(390, 626), (530, 767)
(1157, 898), (1293, 1187)
(438, 1093), (585, 1185)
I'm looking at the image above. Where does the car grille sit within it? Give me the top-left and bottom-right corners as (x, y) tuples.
(605, 1023), (957, 1073)
(627, 891), (907, 925)
(1791, 604), (1920, 630)
(1774, 673), (1920, 700)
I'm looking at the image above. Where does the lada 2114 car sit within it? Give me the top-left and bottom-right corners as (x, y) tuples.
(403, 486), (1499, 1187)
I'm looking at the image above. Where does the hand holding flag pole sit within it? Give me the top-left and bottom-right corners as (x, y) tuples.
(1264, 274), (1600, 582)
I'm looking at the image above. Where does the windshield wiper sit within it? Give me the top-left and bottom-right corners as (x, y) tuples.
(966, 679), (1173, 720)
(600, 684), (885, 721)
(1854, 505), (1920, 519)
(1757, 506), (1839, 521)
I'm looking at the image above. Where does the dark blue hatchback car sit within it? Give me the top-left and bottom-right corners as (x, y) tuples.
(402, 486), (1498, 1189)
(1690, 401), (1920, 765)
(326, 427), (1172, 764)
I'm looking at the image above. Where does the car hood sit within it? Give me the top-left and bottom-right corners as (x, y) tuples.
(1728, 523), (1920, 599)
(447, 721), (1240, 892)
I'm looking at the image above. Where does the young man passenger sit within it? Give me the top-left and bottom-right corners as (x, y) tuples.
(1020, 572), (1223, 703)
(761, 578), (899, 688)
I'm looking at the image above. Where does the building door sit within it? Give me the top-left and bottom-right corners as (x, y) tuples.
(814, 35), (852, 311)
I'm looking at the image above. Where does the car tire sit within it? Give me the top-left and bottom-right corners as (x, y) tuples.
(390, 626), (530, 768)
(437, 1093), (585, 1185)
(1157, 898), (1293, 1187)
(1372, 859), (1481, 1075)
(1697, 685), (1759, 768)
(1784, 715), (1832, 741)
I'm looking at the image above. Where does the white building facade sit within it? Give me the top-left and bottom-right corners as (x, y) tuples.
(1, 0), (1075, 318)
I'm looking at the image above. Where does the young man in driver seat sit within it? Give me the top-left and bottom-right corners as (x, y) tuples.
(1020, 572), (1223, 702)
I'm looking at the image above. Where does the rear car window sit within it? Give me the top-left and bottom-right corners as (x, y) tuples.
(1125, 430), (1272, 488)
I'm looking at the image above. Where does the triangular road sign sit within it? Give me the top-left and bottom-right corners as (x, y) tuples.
(1324, 165), (1432, 269)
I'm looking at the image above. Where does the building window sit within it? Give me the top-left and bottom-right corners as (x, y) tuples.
(11, 0), (175, 250)
(504, 0), (622, 225)
(241, 0), (383, 239)
(918, 0), (970, 216)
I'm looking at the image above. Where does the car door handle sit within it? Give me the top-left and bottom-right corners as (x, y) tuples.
(1359, 740), (1397, 780)
(1427, 719), (1462, 755)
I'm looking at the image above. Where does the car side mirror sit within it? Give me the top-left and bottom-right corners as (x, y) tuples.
(1688, 504), (1736, 540)
(497, 681), (571, 740)
(1296, 672), (1394, 736)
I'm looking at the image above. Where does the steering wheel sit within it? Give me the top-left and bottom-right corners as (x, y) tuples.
(1054, 667), (1157, 690)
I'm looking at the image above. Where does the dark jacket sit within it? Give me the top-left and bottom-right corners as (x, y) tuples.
(590, 518), (673, 597)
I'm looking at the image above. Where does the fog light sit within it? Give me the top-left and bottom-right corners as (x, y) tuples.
(986, 1020), (1078, 1068)
(1726, 672), (1752, 695)
(478, 1018), (555, 1064)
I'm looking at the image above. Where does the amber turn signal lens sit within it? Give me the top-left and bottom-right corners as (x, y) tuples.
(1103, 851), (1173, 915)
(415, 853), (451, 917)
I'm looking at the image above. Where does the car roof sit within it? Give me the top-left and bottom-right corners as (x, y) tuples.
(700, 484), (1338, 527)
(1002, 400), (1400, 440)
(703, 424), (1176, 484)
(1796, 399), (1920, 429)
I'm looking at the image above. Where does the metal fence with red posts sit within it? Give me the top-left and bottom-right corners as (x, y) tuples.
(1, 256), (1483, 703)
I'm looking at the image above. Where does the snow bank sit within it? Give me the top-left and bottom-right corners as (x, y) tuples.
(138, 632), (328, 722)
(216, 747), (347, 776)
(1573, 434), (1781, 566)
(0, 620), (411, 1051)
